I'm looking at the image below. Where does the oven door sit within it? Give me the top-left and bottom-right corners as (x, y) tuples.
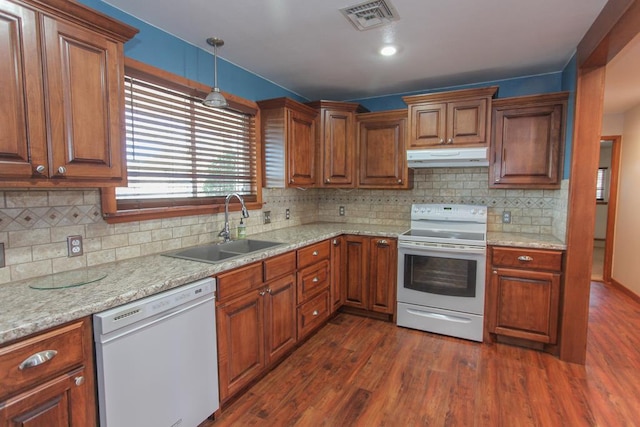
(397, 241), (486, 315)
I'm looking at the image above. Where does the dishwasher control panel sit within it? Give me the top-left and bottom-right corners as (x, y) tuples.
(94, 278), (215, 336)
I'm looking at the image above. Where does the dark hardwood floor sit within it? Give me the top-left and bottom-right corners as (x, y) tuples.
(205, 281), (640, 426)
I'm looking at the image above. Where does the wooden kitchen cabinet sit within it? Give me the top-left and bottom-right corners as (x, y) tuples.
(330, 237), (345, 313)
(403, 87), (498, 148)
(0, 317), (97, 426)
(216, 252), (296, 403)
(306, 100), (367, 188)
(0, 0), (137, 187)
(489, 92), (568, 189)
(357, 110), (412, 189)
(296, 240), (332, 340)
(258, 97), (318, 188)
(486, 246), (563, 349)
(343, 235), (397, 317)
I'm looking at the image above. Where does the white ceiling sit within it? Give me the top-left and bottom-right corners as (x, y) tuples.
(103, 0), (609, 101)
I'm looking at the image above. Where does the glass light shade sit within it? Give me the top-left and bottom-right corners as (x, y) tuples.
(203, 87), (228, 108)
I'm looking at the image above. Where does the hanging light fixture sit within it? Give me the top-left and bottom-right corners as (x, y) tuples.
(203, 37), (228, 108)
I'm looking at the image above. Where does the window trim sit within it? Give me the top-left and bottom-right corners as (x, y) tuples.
(101, 58), (263, 224)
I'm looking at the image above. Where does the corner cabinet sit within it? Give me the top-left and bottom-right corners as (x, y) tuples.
(0, 317), (97, 426)
(306, 101), (367, 188)
(258, 98), (318, 188)
(486, 246), (563, 350)
(0, 0), (138, 187)
(489, 92), (568, 189)
(357, 110), (412, 189)
(403, 87), (498, 148)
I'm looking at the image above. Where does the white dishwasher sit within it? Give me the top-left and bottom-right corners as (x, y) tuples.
(94, 277), (219, 427)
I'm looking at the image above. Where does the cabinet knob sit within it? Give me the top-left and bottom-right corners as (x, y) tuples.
(19, 350), (58, 370)
(312, 310), (319, 316)
(447, 138), (453, 144)
(312, 277), (319, 283)
(326, 178), (330, 183)
(439, 138), (445, 144)
(266, 288), (272, 295)
(377, 239), (389, 246)
(35, 165), (46, 174)
(57, 166), (67, 175)
(74, 376), (85, 386)
(517, 255), (534, 262)
(397, 179), (402, 184)
(493, 270), (498, 274)
(332, 239), (340, 246)
(312, 251), (319, 256)
(259, 290), (266, 296)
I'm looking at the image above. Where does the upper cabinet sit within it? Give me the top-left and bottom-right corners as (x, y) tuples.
(357, 110), (412, 189)
(258, 97), (318, 188)
(403, 87), (498, 148)
(489, 92), (568, 189)
(306, 100), (367, 188)
(0, 0), (138, 187)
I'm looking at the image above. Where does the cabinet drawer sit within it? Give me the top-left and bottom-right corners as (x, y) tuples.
(217, 262), (263, 302)
(297, 290), (330, 340)
(264, 251), (296, 282)
(297, 240), (330, 269)
(491, 247), (563, 272)
(0, 319), (87, 399)
(297, 259), (330, 303)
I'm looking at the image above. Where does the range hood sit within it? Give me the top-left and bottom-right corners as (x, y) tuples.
(407, 147), (489, 168)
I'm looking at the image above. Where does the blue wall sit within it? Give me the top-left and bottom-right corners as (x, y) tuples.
(78, 0), (307, 102)
(561, 54), (578, 179)
(349, 73), (563, 111)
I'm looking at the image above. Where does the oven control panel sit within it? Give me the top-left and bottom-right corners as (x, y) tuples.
(411, 204), (487, 222)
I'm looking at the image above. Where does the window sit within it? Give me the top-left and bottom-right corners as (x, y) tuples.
(102, 59), (261, 222)
(596, 167), (607, 201)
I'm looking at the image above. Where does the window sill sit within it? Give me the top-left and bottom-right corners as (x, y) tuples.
(102, 201), (264, 224)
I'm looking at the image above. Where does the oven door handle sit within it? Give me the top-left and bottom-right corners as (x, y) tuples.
(398, 242), (486, 255)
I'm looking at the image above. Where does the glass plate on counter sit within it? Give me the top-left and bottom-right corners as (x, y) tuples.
(29, 269), (107, 290)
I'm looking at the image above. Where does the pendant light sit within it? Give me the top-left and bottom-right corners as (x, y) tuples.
(203, 37), (228, 108)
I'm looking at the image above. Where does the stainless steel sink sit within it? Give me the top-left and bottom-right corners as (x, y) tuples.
(163, 240), (284, 264)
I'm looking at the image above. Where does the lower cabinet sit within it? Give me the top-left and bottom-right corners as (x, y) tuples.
(343, 235), (397, 316)
(216, 252), (296, 403)
(0, 317), (97, 426)
(486, 246), (563, 347)
(296, 240), (331, 340)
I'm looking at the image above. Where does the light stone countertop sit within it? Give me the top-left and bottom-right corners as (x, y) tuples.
(0, 223), (565, 344)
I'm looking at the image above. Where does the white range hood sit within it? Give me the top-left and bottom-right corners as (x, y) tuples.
(407, 147), (489, 168)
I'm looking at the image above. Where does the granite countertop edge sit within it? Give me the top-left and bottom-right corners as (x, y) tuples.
(0, 223), (565, 344)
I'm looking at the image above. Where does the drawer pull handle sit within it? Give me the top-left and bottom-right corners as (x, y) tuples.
(312, 251), (319, 256)
(377, 239), (389, 246)
(19, 350), (58, 370)
(517, 256), (533, 262)
(312, 310), (319, 316)
(312, 277), (319, 283)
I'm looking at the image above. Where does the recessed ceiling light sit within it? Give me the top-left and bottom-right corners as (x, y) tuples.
(380, 46), (397, 56)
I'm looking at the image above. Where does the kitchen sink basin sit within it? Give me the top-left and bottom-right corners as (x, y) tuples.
(164, 240), (285, 264)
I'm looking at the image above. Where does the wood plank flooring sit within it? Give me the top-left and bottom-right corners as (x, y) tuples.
(204, 281), (640, 426)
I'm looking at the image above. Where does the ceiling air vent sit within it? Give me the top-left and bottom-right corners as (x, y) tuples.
(340, 0), (400, 31)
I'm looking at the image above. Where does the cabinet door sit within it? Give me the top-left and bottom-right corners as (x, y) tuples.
(0, 367), (89, 427)
(264, 274), (297, 365)
(343, 236), (369, 309)
(489, 267), (561, 344)
(0, 0), (47, 179)
(407, 103), (446, 147)
(287, 108), (316, 187)
(447, 98), (488, 146)
(41, 16), (124, 181)
(330, 237), (345, 313)
(216, 291), (265, 402)
(358, 116), (407, 188)
(369, 238), (397, 314)
(490, 103), (564, 188)
(322, 109), (356, 187)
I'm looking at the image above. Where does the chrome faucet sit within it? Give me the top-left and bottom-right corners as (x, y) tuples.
(219, 193), (249, 242)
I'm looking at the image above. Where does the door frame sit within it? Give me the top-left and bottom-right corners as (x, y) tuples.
(562, 0), (640, 363)
(600, 135), (622, 284)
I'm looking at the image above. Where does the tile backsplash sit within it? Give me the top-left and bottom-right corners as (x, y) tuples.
(0, 168), (568, 284)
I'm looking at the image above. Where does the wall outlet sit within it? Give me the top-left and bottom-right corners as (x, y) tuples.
(67, 235), (83, 257)
(339, 206), (345, 216)
(285, 208), (290, 220)
(263, 211), (271, 224)
(0, 242), (4, 268)
(502, 211), (512, 224)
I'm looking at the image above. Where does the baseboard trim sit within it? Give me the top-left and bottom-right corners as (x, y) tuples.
(609, 278), (640, 304)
